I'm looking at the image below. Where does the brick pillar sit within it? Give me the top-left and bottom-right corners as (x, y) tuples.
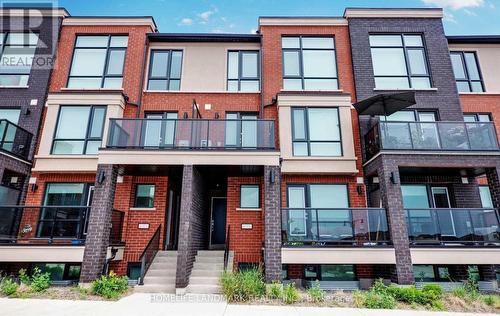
(176, 165), (206, 289)
(264, 165), (281, 283)
(449, 265), (469, 281)
(486, 166), (500, 208)
(377, 160), (414, 284)
(80, 164), (118, 283)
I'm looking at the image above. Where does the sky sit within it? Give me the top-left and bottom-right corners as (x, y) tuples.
(32, 0), (500, 35)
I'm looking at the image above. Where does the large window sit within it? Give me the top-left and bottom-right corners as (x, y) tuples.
(225, 112), (258, 148)
(292, 107), (341, 156)
(370, 34), (431, 89)
(52, 106), (106, 155)
(0, 108), (21, 124)
(147, 50), (183, 90)
(282, 37), (338, 90)
(68, 35), (128, 89)
(227, 51), (260, 91)
(304, 265), (356, 281)
(450, 51), (484, 93)
(287, 184), (349, 238)
(463, 113), (491, 122)
(0, 33), (38, 86)
(144, 112), (178, 147)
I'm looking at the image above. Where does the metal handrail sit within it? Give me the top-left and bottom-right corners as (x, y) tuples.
(139, 226), (161, 285)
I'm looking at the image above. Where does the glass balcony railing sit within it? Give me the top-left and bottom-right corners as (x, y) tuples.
(365, 121), (499, 160)
(106, 118), (275, 150)
(0, 119), (32, 160)
(406, 208), (500, 246)
(0, 206), (124, 245)
(281, 208), (391, 246)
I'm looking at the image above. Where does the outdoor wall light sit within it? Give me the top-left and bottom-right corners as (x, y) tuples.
(183, 112), (189, 119)
(215, 112), (220, 119)
(269, 169), (275, 184)
(97, 170), (106, 184)
(31, 184), (38, 192)
(357, 185), (363, 195)
(390, 172), (399, 184)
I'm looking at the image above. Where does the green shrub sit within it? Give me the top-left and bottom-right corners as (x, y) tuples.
(307, 281), (325, 303)
(282, 283), (299, 304)
(18, 269), (30, 285)
(266, 282), (283, 299)
(219, 268), (265, 302)
(422, 284), (443, 298)
(91, 272), (128, 299)
(30, 267), (51, 292)
(239, 268), (265, 299)
(0, 278), (18, 296)
(370, 279), (442, 308)
(452, 286), (466, 299)
(361, 291), (396, 309)
(482, 295), (495, 306)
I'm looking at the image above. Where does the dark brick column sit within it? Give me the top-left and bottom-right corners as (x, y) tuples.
(377, 159), (414, 284)
(486, 166), (500, 209)
(264, 165), (281, 283)
(176, 165), (206, 289)
(80, 164), (118, 283)
(478, 265), (497, 281)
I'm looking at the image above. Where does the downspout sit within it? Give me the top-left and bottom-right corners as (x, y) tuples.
(258, 30), (264, 118)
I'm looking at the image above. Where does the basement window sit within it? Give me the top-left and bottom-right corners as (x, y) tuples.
(240, 184), (260, 209)
(134, 184), (155, 208)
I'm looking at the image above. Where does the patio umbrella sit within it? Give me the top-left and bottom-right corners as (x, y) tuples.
(353, 92), (416, 117)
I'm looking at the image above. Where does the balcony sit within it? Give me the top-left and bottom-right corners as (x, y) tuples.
(0, 206), (124, 245)
(106, 118), (275, 150)
(406, 208), (500, 246)
(281, 208), (391, 247)
(0, 119), (32, 160)
(365, 121), (499, 160)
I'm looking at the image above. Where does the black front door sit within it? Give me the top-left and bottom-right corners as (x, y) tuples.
(210, 197), (227, 248)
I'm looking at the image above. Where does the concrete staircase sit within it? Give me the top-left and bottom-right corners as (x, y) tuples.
(187, 250), (225, 294)
(134, 250), (177, 293)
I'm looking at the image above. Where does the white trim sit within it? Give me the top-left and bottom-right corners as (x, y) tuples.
(259, 17), (348, 26)
(373, 88), (438, 92)
(144, 90), (261, 94)
(130, 207), (157, 211)
(344, 8), (443, 19)
(63, 17), (156, 30)
(0, 85), (29, 89)
(236, 208), (262, 211)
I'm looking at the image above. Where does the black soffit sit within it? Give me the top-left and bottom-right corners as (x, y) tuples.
(353, 91), (416, 116)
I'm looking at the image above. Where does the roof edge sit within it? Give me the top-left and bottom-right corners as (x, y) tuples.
(0, 7), (69, 17)
(344, 7), (443, 19)
(259, 16), (347, 26)
(447, 35), (500, 44)
(63, 16), (157, 31)
(147, 33), (261, 43)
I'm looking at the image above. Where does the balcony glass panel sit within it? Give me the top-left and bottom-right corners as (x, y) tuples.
(406, 208), (500, 245)
(365, 121), (499, 159)
(0, 119), (32, 160)
(107, 118), (275, 150)
(282, 208), (391, 246)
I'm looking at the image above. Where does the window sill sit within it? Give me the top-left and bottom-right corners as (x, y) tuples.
(280, 89), (344, 93)
(459, 91), (500, 95)
(0, 85), (29, 89)
(143, 90), (261, 94)
(130, 207), (156, 211)
(236, 208), (262, 211)
(373, 88), (438, 92)
(60, 88), (124, 92)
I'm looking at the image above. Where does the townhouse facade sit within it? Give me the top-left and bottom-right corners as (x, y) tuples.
(0, 7), (498, 293)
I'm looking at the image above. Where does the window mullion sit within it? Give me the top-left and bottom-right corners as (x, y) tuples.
(401, 34), (413, 88)
(166, 50), (172, 90)
(299, 37), (305, 89)
(82, 106), (94, 154)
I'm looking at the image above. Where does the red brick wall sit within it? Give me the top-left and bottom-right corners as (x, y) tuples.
(226, 176), (264, 266)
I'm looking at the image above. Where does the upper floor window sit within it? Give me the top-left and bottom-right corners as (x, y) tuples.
(369, 34), (431, 89)
(147, 50), (183, 91)
(68, 35), (128, 89)
(0, 33), (38, 86)
(450, 51), (484, 93)
(463, 113), (491, 122)
(227, 51), (260, 92)
(0, 109), (21, 124)
(381, 110), (437, 122)
(282, 37), (338, 90)
(292, 107), (341, 156)
(52, 106), (106, 155)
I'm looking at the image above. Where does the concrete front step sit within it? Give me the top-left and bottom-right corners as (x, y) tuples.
(196, 250), (224, 257)
(134, 284), (175, 293)
(189, 276), (220, 285)
(194, 256), (224, 264)
(187, 284), (221, 294)
(190, 269), (224, 277)
(146, 268), (176, 276)
(156, 251), (178, 257)
(144, 275), (176, 283)
(154, 256), (178, 263)
(193, 262), (224, 270)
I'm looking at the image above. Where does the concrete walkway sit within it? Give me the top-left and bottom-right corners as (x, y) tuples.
(0, 293), (496, 316)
